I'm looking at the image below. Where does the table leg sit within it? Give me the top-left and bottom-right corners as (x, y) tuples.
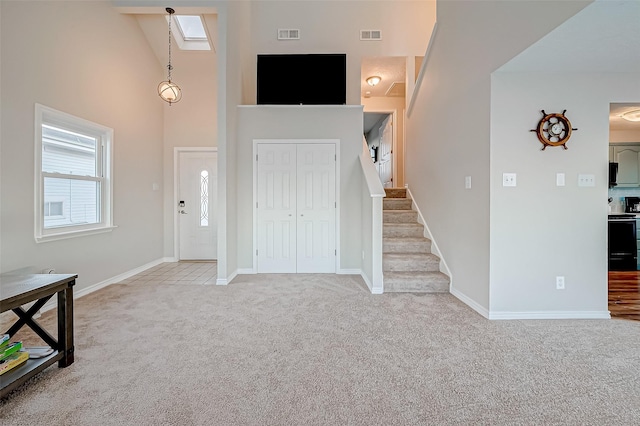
(57, 282), (75, 367)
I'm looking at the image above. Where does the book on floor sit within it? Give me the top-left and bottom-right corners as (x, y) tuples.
(0, 351), (29, 375)
(0, 334), (9, 348)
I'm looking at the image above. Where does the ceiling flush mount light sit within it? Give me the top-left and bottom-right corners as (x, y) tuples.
(158, 7), (182, 105)
(366, 76), (381, 87)
(620, 109), (640, 122)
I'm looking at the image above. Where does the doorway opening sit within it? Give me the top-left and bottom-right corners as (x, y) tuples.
(607, 102), (640, 321)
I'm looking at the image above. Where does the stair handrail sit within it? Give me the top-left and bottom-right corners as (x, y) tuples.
(360, 137), (385, 294)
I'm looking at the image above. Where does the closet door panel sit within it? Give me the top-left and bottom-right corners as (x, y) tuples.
(296, 144), (336, 273)
(256, 144), (297, 273)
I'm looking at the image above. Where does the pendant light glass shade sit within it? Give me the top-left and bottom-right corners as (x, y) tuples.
(158, 80), (182, 104)
(366, 76), (381, 86)
(158, 7), (181, 105)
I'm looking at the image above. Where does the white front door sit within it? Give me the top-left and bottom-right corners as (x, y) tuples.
(178, 151), (217, 260)
(378, 116), (393, 188)
(256, 143), (336, 273)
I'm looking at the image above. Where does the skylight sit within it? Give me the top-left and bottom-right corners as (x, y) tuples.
(175, 15), (207, 41)
(168, 15), (211, 51)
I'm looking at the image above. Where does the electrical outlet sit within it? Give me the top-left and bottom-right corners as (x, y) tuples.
(556, 173), (565, 186)
(465, 175), (472, 189)
(578, 174), (595, 187)
(556, 276), (565, 290)
(503, 173), (517, 187)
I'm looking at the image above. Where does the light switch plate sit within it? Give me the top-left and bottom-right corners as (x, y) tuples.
(465, 176), (472, 189)
(503, 173), (516, 187)
(556, 173), (565, 186)
(578, 174), (595, 187)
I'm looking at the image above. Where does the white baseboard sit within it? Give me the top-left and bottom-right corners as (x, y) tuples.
(342, 269), (383, 294)
(216, 269), (237, 285)
(451, 286), (612, 320)
(40, 257), (173, 313)
(337, 268), (361, 275)
(489, 310), (611, 320)
(450, 287), (490, 319)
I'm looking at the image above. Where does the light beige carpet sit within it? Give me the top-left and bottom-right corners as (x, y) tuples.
(1, 270), (640, 425)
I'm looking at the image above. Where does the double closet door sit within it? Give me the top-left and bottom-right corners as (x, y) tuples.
(256, 143), (336, 273)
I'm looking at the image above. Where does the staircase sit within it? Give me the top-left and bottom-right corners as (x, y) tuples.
(383, 188), (449, 292)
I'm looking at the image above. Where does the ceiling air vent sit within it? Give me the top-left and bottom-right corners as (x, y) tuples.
(278, 29), (300, 40)
(360, 30), (382, 41)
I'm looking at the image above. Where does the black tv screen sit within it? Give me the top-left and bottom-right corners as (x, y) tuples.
(257, 54), (346, 105)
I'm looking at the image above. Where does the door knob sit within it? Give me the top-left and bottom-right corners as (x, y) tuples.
(179, 210), (187, 214)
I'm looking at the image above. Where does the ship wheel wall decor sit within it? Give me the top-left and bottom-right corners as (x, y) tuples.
(530, 109), (577, 150)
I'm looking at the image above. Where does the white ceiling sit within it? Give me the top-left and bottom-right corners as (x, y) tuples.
(611, 103), (640, 131)
(361, 56), (407, 98)
(499, 1), (640, 74)
(497, 0), (640, 131)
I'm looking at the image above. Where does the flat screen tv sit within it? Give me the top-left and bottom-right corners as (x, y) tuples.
(257, 54), (346, 105)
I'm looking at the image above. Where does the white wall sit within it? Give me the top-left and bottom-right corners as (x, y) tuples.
(490, 72), (640, 317)
(236, 106), (363, 272)
(0, 1), (165, 289)
(216, 0), (253, 283)
(160, 16), (218, 259)
(405, 0), (591, 313)
(249, 1), (434, 105)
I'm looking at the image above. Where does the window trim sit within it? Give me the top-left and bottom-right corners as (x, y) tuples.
(35, 104), (115, 243)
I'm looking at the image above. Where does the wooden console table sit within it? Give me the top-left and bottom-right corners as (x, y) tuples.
(0, 273), (77, 398)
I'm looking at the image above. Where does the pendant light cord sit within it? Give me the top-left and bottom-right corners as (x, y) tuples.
(167, 7), (174, 82)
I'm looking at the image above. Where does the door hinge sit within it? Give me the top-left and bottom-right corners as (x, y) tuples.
(256, 249), (258, 255)
(256, 202), (258, 208)
(335, 249), (337, 255)
(256, 154), (258, 161)
(335, 202), (336, 208)
(335, 154), (337, 161)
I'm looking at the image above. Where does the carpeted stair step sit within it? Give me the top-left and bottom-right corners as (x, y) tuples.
(383, 271), (450, 293)
(383, 237), (432, 254)
(383, 253), (440, 272)
(383, 210), (418, 223)
(383, 198), (412, 210)
(384, 188), (406, 198)
(383, 223), (425, 238)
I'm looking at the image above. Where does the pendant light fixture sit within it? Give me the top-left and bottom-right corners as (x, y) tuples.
(158, 7), (182, 105)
